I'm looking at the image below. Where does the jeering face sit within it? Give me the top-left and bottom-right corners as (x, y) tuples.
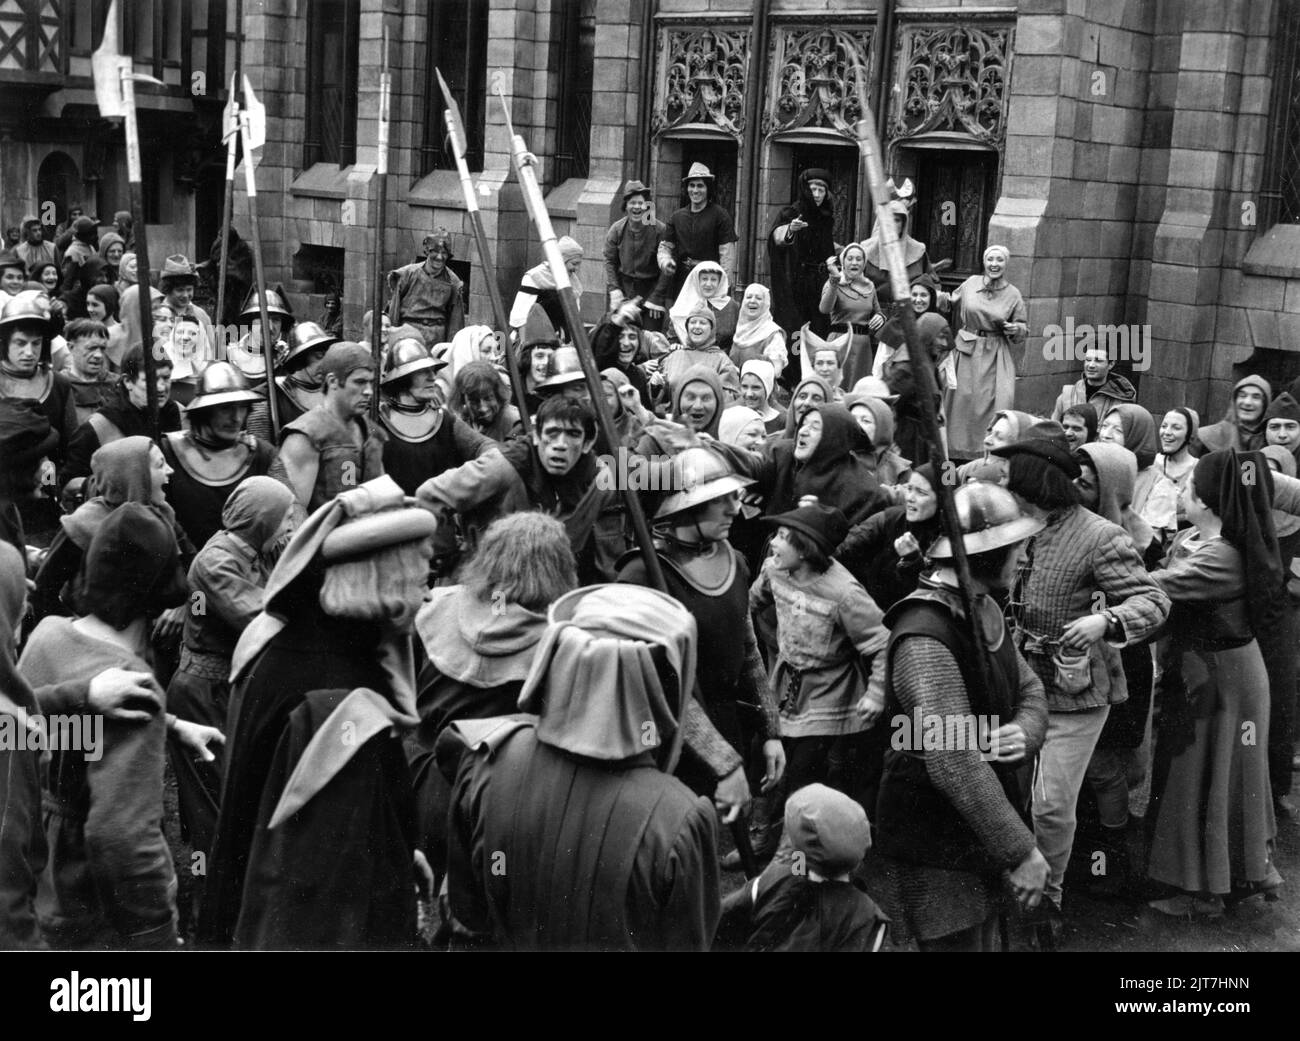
(1061, 413), (1089, 450)
(625, 194), (649, 220)
(617, 328), (639, 365)
(841, 247), (865, 279)
(686, 316), (712, 345)
(536, 417), (591, 476)
(742, 285), (766, 316)
(148, 443), (173, 504)
(529, 344), (554, 383)
(903, 471), (938, 523)
(1, 266), (24, 295)
(1236, 386), (1266, 425)
(1097, 412), (1125, 446)
(467, 391), (502, 428)
(678, 382), (717, 431)
(794, 410), (823, 462)
(910, 285), (932, 314)
(983, 252), (1006, 280)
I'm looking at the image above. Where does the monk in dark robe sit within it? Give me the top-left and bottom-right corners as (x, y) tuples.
(198, 475), (437, 949)
(437, 584), (720, 951)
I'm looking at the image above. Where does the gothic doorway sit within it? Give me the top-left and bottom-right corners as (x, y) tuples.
(788, 143), (860, 247)
(897, 145), (999, 286)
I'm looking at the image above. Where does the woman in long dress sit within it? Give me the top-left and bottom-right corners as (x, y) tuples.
(944, 246), (1027, 461)
(1146, 449), (1284, 917)
(819, 243), (883, 391)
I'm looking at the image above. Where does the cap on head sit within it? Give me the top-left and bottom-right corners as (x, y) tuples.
(320, 341), (375, 386)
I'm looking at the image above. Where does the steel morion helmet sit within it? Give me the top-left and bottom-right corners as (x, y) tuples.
(241, 287), (294, 323)
(282, 320), (339, 369)
(382, 337), (447, 386)
(536, 345), (586, 392)
(184, 362), (263, 412)
(655, 447), (754, 520)
(927, 482), (1044, 560)
(0, 290), (54, 338)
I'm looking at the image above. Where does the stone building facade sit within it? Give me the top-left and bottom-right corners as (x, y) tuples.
(88, 0), (1299, 420)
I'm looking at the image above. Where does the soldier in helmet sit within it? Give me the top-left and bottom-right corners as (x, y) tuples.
(228, 286), (294, 384)
(160, 362), (279, 549)
(0, 290), (77, 458)
(874, 481), (1050, 951)
(617, 448), (785, 852)
(246, 319), (337, 442)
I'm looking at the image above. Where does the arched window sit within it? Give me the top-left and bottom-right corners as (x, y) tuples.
(422, 0), (488, 175)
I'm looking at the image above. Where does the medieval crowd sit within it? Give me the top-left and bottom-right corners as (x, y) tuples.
(0, 164), (1296, 952)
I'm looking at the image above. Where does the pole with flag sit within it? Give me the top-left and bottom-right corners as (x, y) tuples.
(436, 67), (530, 437)
(237, 73), (280, 441)
(92, 0), (164, 440)
(369, 26), (392, 425)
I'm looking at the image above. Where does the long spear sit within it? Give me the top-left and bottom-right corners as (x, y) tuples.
(493, 76), (759, 878)
(93, 0), (163, 441)
(238, 75), (280, 440)
(438, 68), (530, 437)
(214, 81), (238, 360)
(849, 80), (996, 701)
(369, 26), (392, 425)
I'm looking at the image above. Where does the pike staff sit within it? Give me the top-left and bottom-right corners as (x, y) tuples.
(369, 27), (392, 424)
(438, 68), (530, 437)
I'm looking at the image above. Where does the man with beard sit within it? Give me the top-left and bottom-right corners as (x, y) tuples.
(279, 342), (386, 514)
(200, 475), (437, 948)
(167, 476), (296, 864)
(0, 291), (77, 460)
(438, 584), (720, 950)
(246, 320), (337, 442)
(160, 363), (280, 549)
(60, 344), (182, 489)
(387, 229), (465, 347)
(415, 394), (614, 579)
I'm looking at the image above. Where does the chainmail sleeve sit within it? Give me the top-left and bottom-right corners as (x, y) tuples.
(891, 635), (1038, 870)
(682, 698), (744, 779)
(739, 611), (782, 740)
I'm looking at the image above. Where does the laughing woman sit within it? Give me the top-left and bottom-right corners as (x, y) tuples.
(944, 246), (1028, 461)
(819, 243), (884, 390)
(1134, 407), (1199, 547)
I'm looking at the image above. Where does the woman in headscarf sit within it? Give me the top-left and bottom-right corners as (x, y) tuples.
(943, 245), (1028, 461)
(444, 324), (504, 391)
(660, 302), (739, 397)
(508, 235), (584, 341)
(768, 167), (837, 337)
(1133, 407), (1198, 548)
(1098, 402), (1159, 471)
(669, 260), (739, 351)
(730, 283), (788, 374)
(166, 476), (296, 862)
(954, 408), (1037, 484)
(719, 405), (767, 451)
(33, 435), (194, 623)
(844, 392), (911, 493)
(600, 367), (648, 449)
(98, 231), (125, 285)
(740, 358), (785, 434)
(1146, 450), (1285, 916)
(1074, 441), (1159, 894)
(780, 374), (833, 442)
(1196, 375), (1271, 454)
(819, 242), (884, 389)
(835, 462), (941, 612)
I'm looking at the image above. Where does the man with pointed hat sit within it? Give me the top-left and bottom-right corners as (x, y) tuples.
(659, 162), (738, 299)
(387, 228), (465, 348)
(603, 179), (673, 331)
(279, 341), (386, 514)
(437, 583), (720, 950)
(199, 475), (438, 948)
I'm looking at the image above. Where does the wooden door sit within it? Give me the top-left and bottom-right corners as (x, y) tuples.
(911, 150), (999, 284)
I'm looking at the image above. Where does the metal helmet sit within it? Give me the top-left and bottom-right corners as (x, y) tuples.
(184, 361), (263, 412)
(0, 290), (53, 337)
(654, 447), (754, 520)
(927, 481), (1044, 560)
(283, 320), (339, 369)
(382, 337), (447, 386)
(536, 345), (586, 391)
(240, 287), (294, 322)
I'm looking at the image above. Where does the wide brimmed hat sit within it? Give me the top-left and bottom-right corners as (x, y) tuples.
(320, 506), (438, 562)
(990, 419), (1082, 479)
(622, 179), (651, 206)
(158, 254), (198, 284)
(241, 286), (294, 322)
(382, 337), (447, 385)
(536, 345), (586, 391)
(654, 447), (754, 520)
(682, 162), (715, 183)
(928, 482), (1044, 560)
(0, 290), (53, 336)
(763, 502), (850, 555)
(283, 320), (339, 368)
(185, 361), (263, 411)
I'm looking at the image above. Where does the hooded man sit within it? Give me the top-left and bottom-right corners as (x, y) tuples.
(1050, 346), (1136, 426)
(388, 229), (466, 347)
(1197, 374), (1271, 454)
(660, 305), (739, 396)
(167, 476), (296, 858)
(279, 341), (386, 514)
(437, 584), (720, 951)
(200, 475), (437, 948)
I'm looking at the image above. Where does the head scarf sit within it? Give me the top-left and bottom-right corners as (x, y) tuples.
(518, 584), (697, 770)
(73, 501), (188, 630)
(835, 242), (870, 287)
(843, 393), (895, 451)
(774, 402), (882, 524)
(1162, 406), (1198, 457)
(983, 244), (1009, 265)
(794, 168), (834, 222)
(446, 324), (501, 385)
(782, 374), (834, 439)
(672, 364), (725, 440)
(1225, 374), (1272, 441)
(1192, 449), (1288, 639)
(719, 405), (765, 447)
(669, 260), (731, 342)
(678, 304), (717, 350)
(731, 284), (784, 358)
(1077, 442), (1154, 554)
(98, 231), (125, 261)
(740, 358), (779, 421)
(60, 436), (172, 550)
(1110, 403), (1158, 469)
(220, 475), (295, 553)
(991, 409), (1038, 446)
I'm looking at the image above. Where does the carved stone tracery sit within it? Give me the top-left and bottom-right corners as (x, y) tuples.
(889, 24), (1012, 146)
(764, 26), (874, 138)
(652, 26), (750, 138)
